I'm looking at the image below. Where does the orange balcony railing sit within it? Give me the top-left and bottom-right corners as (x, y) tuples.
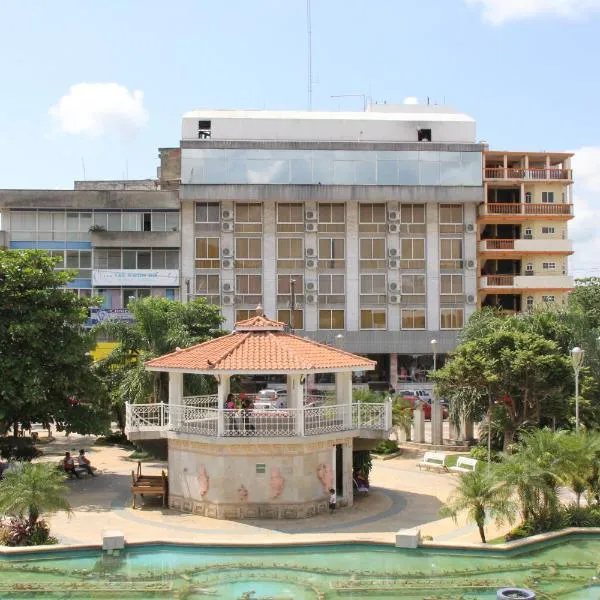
(485, 239), (515, 250)
(481, 203), (573, 217)
(486, 275), (515, 287)
(484, 168), (572, 180)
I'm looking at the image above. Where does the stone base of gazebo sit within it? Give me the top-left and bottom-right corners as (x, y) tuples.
(167, 437), (353, 519)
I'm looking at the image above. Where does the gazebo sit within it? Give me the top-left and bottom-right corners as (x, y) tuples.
(126, 314), (391, 519)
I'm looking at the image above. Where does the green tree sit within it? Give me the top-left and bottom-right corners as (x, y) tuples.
(0, 249), (109, 436)
(558, 432), (600, 507)
(439, 468), (515, 543)
(96, 296), (225, 409)
(569, 277), (600, 330)
(0, 463), (70, 529)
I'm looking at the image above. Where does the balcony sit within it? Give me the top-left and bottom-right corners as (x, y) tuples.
(484, 167), (572, 181)
(479, 204), (573, 218)
(479, 239), (573, 254)
(479, 275), (574, 290)
(125, 399), (391, 441)
(90, 230), (180, 248)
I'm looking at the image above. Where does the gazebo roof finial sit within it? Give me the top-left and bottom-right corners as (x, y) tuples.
(255, 303), (264, 316)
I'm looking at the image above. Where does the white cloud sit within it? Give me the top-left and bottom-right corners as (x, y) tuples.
(568, 147), (600, 278)
(403, 96), (419, 105)
(465, 0), (600, 24)
(49, 83), (149, 137)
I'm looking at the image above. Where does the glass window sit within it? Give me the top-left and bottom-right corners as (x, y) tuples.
(401, 309), (426, 329)
(123, 213), (142, 232)
(542, 295), (555, 303)
(401, 275), (426, 295)
(235, 237), (262, 269)
(79, 251), (91, 269)
(236, 309), (254, 322)
(542, 262), (557, 270)
(93, 213), (108, 230)
(440, 274), (463, 294)
(165, 250), (178, 269)
(359, 238), (386, 269)
(440, 308), (464, 330)
(79, 213), (92, 232)
(122, 251), (136, 269)
(541, 226), (556, 234)
(359, 204), (386, 223)
(400, 204), (425, 223)
(195, 237), (220, 269)
(277, 238), (304, 269)
(107, 213), (121, 231)
(276, 203), (304, 232)
(151, 213), (166, 232)
(440, 238), (463, 270)
(166, 213), (179, 231)
(439, 204), (463, 224)
(152, 250), (166, 269)
(67, 213), (79, 232)
(137, 251), (151, 269)
(318, 203), (345, 232)
(235, 203), (262, 232)
(400, 238), (425, 269)
(278, 309), (304, 329)
(360, 274), (386, 294)
(319, 274), (344, 294)
(66, 250), (79, 268)
(236, 274), (262, 294)
(318, 238), (345, 269)
(361, 309), (386, 330)
(278, 274), (304, 295)
(319, 309), (345, 329)
(196, 274), (220, 294)
(195, 203), (220, 223)
(11, 211), (37, 231)
(49, 250), (65, 267)
(542, 192), (555, 203)
(526, 296), (534, 310)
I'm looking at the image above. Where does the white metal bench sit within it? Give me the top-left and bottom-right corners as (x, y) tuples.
(417, 451), (448, 472)
(449, 456), (478, 474)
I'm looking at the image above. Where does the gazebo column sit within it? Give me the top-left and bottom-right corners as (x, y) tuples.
(168, 371), (183, 429)
(287, 374), (305, 436)
(335, 372), (353, 428)
(217, 375), (230, 436)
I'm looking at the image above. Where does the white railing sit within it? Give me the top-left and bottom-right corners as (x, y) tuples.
(182, 395), (218, 407)
(125, 401), (390, 438)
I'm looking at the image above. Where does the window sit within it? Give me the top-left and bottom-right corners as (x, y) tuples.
(440, 308), (464, 330)
(319, 274), (345, 303)
(277, 203), (304, 232)
(198, 120), (211, 139)
(195, 202), (220, 223)
(525, 192), (532, 203)
(94, 249), (121, 269)
(440, 238), (463, 270)
(318, 203), (345, 232)
(541, 226), (556, 234)
(542, 192), (555, 203)
(401, 309), (426, 329)
(524, 227), (533, 239)
(417, 128), (431, 142)
(277, 238), (304, 269)
(525, 262), (534, 273)
(278, 309), (304, 330)
(235, 237), (262, 269)
(359, 204), (386, 233)
(399, 204), (425, 233)
(195, 274), (220, 304)
(123, 288), (151, 307)
(359, 238), (386, 270)
(236, 274), (262, 304)
(152, 250), (179, 269)
(361, 309), (386, 330)
(440, 274), (463, 294)
(439, 204), (463, 233)
(542, 262), (557, 270)
(401, 275), (426, 301)
(319, 309), (345, 329)
(235, 203), (262, 232)
(56, 250), (91, 279)
(542, 295), (556, 303)
(236, 310), (254, 322)
(318, 238), (345, 269)
(277, 274), (304, 304)
(122, 213), (141, 232)
(526, 296), (534, 311)
(360, 274), (387, 304)
(400, 238), (425, 269)
(195, 237), (220, 269)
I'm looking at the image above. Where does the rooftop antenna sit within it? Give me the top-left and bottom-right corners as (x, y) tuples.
(330, 94), (368, 111)
(307, 0), (312, 110)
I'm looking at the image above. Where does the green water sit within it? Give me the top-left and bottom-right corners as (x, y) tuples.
(0, 535), (599, 599)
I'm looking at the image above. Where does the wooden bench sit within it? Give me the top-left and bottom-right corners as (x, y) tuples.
(449, 456), (478, 474)
(131, 461), (168, 509)
(417, 451), (448, 472)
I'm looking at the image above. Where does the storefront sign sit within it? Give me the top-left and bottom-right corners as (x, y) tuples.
(89, 308), (135, 325)
(92, 269), (180, 287)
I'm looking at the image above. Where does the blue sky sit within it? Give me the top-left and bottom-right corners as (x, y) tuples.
(1, 0), (599, 273)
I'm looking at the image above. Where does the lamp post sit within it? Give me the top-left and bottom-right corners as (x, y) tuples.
(571, 346), (585, 431)
(430, 339), (442, 445)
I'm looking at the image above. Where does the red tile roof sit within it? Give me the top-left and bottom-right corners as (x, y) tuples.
(145, 327), (375, 373)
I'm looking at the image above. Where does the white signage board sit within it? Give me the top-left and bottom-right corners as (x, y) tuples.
(92, 270), (180, 287)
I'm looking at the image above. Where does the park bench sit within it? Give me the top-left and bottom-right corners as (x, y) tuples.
(449, 456), (478, 474)
(417, 451), (448, 472)
(131, 461), (168, 509)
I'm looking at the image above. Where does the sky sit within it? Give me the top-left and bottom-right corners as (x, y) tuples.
(0, 0), (599, 275)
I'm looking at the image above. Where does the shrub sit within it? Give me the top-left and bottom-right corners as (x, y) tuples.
(353, 450), (373, 480)
(373, 440), (399, 455)
(469, 444), (501, 464)
(94, 432), (132, 447)
(0, 518), (58, 546)
(0, 438), (42, 461)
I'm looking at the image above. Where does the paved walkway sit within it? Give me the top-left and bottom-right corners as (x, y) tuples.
(36, 431), (503, 547)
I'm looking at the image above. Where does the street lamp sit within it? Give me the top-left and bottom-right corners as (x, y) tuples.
(571, 346), (585, 430)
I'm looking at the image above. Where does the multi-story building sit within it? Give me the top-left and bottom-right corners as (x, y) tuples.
(478, 151), (574, 312)
(0, 105), (576, 386)
(179, 105), (484, 388)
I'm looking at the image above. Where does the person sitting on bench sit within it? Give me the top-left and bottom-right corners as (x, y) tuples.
(63, 452), (80, 478)
(78, 449), (96, 476)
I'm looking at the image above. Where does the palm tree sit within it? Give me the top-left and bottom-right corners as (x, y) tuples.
(439, 468), (515, 543)
(0, 463), (70, 528)
(558, 431), (600, 507)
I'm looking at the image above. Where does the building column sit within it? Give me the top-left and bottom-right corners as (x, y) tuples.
(449, 421), (460, 442)
(262, 200), (277, 319)
(426, 203), (440, 332)
(460, 417), (474, 441)
(168, 371), (183, 428)
(389, 352), (398, 391)
(412, 406), (425, 443)
(431, 389), (444, 446)
(336, 371), (353, 428)
(287, 374), (305, 436)
(180, 201), (195, 309)
(217, 375), (230, 436)
(342, 441), (353, 507)
(464, 203), (478, 321)
(345, 201), (359, 332)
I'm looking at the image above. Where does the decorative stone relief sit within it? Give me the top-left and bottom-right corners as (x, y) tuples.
(198, 465), (209, 498)
(238, 484), (249, 503)
(316, 463), (333, 492)
(269, 467), (285, 499)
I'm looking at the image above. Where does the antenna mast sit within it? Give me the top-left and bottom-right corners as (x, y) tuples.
(307, 0), (312, 110)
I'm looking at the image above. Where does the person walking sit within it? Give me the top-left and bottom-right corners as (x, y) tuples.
(329, 488), (337, 513)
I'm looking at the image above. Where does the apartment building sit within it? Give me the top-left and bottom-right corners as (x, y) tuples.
(179, 105), (484, 387)
(478, 151), (574, 312)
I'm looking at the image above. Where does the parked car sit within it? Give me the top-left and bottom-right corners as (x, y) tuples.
(255, 389), (287, 408)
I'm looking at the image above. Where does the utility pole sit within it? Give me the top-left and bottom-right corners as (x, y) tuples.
(289, 278), (296, 331)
